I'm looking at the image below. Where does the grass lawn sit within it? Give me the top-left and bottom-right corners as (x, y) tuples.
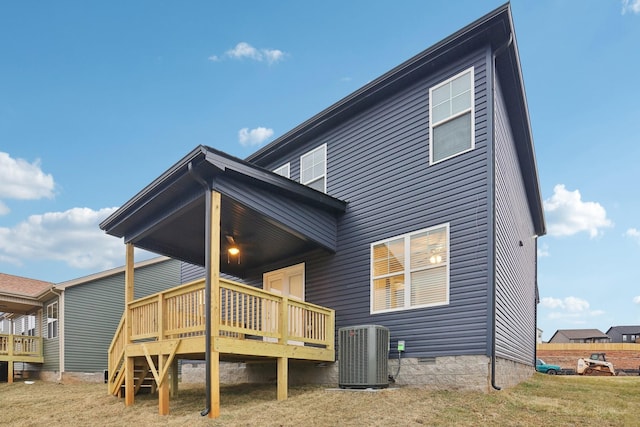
(1, 374), (639, 426)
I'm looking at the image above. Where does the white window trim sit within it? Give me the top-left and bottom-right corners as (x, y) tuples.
(429, 67), (475, 165)
(300, 143), (327, 192)
(47, 301), (58, 339)
(273, 163), (290, 178)
(370, 223), (450, 314)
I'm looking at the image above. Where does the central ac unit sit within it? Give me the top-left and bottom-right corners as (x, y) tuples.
(338, 324), (390, 388)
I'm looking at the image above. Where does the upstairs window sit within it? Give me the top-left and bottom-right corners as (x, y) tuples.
(371, 224), (449, 313)
(300, 144), (326, 192)
(273, 163), (290, 178)
(47, 301), (58, 339)
(429, 68), (474, 164)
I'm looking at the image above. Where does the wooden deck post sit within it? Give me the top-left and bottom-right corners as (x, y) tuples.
(170, 358), (179, 398)
(158, 355), (170, 415)
(208, 190), (222, 419)
(124, 243), (135, 406)
(277, 297), (289, 400)
(7, 361), (13, 385)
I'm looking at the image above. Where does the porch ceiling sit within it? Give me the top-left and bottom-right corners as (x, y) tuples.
(0, 296), (42, 315)
(100, 146), (347, 277)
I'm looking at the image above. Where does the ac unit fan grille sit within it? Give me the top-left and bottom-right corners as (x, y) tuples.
(338, 325), (389, 388)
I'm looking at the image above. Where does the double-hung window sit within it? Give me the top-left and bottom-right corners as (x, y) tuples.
(47, 301), (58, 339)
(273, 163), (290, 178)
(371, 224), (449, 313)
(300, 144), (326, 192)
(429, 67), (474, 164)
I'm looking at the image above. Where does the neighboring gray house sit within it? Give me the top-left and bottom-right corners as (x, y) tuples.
(102, 3), (545, 396)
(548, 329), (611, 344)
(606, 326), (640, 343)
(1, 257), (180, 383)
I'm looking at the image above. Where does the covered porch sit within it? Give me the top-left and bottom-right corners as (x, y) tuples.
(0, 275), (52, 383)
(100, 145), (347, 418)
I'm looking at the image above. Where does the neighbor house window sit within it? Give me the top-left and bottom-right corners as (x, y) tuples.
(273, 163), (290, 178)
(300, 144), (326, 192)
(429, 68), (474, 164)
(47, 302), (58, 338)
(371, 224), (449, 313)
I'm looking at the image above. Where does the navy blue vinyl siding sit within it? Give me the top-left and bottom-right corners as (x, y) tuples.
(494, 76), (537, 366)
(63, 259), (180, 372)
(251, 48), (491, 358)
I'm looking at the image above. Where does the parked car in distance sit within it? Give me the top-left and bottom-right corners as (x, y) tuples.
(536, 358), (561, 375)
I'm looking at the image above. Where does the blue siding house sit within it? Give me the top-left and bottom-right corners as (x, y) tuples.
(101, 4), (544, 412)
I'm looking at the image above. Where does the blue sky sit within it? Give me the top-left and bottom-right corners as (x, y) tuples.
(1, 1), (639, 340)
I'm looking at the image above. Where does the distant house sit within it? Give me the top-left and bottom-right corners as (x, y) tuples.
(0, 273), (54, 382)
(548, 329), (611, 344)
(98, 4), (545, 418)
(606, 326), (640, 343)
(1, 257), (180, 383)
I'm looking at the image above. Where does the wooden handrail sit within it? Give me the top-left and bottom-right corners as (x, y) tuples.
(0, 334), (43, 357)
(122, 277), (334, 348)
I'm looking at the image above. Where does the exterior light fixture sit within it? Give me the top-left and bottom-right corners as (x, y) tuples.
(228, 246), (240, 256)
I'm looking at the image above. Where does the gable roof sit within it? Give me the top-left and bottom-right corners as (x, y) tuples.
(246, 3), (544, 237)
(0, 272), (53, 298)
(0, 272), (55, 314)
(606, 325), (640, 335)
(550, 329), (610, 341)
(100, 145), (347, 276)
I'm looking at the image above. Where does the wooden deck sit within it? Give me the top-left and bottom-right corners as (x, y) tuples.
(0, 334), (44, 383)
(107, 276), (335, 416)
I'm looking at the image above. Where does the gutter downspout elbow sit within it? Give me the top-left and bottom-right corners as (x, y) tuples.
(188, 161), (213, 416)
(490, 32), (513, 392)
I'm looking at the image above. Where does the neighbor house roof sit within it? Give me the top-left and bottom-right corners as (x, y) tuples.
(56, 256), (170, 290)
(0, 272), (53, 298)
(0, 272), (55, 314)
(606, 326), (640, 334)
(550, 329), (610, 341)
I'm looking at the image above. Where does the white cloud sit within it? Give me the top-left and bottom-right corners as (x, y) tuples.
(537, 243), (550, 258)
(633, 296), (640, 305)
(0, 152), (55, 214)
(540, 296), (604, 324)
(543, 184), (613, 238)
(209, 42), (287, 65)
(625, 228), (640, 244)
(622, 0), (640, 14)
(0, 207), (125, 271)
(238, 127), (274, 147)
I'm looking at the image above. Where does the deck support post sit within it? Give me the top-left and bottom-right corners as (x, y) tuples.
(170, 358), (179, 398)
(208, 190), (222, 419)
(158, 355), (170, 415)
(277, 357), (288, 400)
(124, 243), (135, 406)
(125, 356), (134, 406)
(7, 361), (13, 384)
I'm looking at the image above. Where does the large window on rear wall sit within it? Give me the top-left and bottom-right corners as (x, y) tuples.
(371, 224), (449, 314)
(429, 67), (475, 164)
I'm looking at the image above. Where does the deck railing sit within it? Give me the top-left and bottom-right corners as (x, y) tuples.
(108, 278), (335, 370)
(124, 278), (334, 346)
(0, 334), (43, 358)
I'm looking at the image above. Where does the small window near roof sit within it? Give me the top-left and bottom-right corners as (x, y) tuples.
(429, 68), (474, 164)
(273, 163), (290, 178)
(300, 144), (327, 192)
